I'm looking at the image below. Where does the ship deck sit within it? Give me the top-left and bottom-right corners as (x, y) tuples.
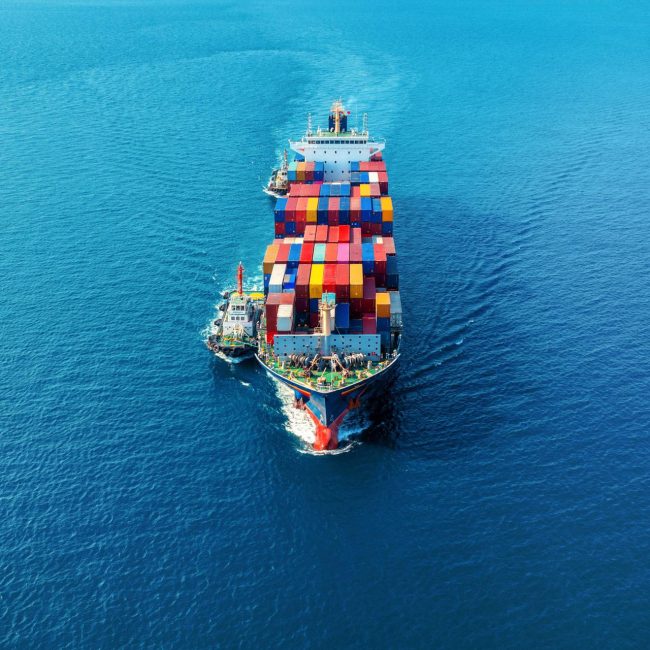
(260, 352), (393, 393)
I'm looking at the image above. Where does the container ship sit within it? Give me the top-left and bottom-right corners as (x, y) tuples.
(257, 101), (402, 451)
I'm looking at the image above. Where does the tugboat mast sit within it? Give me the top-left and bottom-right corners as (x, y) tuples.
(237, 262), (244, 295)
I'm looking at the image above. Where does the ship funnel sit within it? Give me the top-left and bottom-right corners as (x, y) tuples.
(328, 99), (348, 134)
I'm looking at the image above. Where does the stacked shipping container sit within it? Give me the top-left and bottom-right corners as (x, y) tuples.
(264, 160), (400, 347)
(274, 183), (393, 238)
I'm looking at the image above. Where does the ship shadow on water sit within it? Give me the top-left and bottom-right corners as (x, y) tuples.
(352, 367), (403, 449)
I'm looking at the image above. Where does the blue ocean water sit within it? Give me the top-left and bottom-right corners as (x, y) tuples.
(2, 0), (650, 646)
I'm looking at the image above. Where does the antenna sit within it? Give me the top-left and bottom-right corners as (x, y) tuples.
(307, 112), (312, 136)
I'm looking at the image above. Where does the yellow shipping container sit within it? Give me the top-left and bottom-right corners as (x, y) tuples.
(359, 184), (371, 197)
(350, 264), (364, 298)
(309, 263), (324, 299)
(297, 161), (305, 182)
(376, 292), (391, 318)
(380, 196), (393, 221)
(306, 197), (318, 222)
(263, 243), (280, 275)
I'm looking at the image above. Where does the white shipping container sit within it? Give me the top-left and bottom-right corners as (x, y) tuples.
(368, 171), (379, 183)
(277, 303), (294, 332)
(269, 263), (286, 294)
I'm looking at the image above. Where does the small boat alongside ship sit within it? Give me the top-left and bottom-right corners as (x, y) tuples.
(206, 263), (264, 362)
(264, 150), (289, 198)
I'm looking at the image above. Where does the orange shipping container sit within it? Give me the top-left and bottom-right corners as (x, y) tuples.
(263, 243), (280, 275)
(376, 292), (391, 319)
(380, 196), (393, 221)
(350, 264), (364, 298)
(306, 197), (318, 222)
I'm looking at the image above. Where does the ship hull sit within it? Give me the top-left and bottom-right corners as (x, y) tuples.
(207, 337), (257, 363)
(258, 354), (399, 450)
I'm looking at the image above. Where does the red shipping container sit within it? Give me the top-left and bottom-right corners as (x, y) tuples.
(304, 225), (317, 242)
(350, 197), (361, 221)
(335, 264), (350, 301)
(325, 243), (338, 263)
(378, 172), (388, 195)
(274, 223), (285, 237)
(266, 292), (288, 330)
(323, 264), (337, 293)
(337, 243), (350, 263)
(369, 183), (381, 197)
(362, 315), (377, 334)
(374, 244), (387, 274)
(286, 197), (299, 220)
(383, 236), (396, 256)
(295, 296), (309, 313)
(351, 227), (363, 245)
(300, 242), (314, 263)
(362, 276), (376, 314)
(295, 222), (306, 236)
(296, 264), (311, 298)
(276, 243), (291, 264)
(351, 185), (361, 198)
(350, 243), (363, 262)
(296, 197), (308, 220)
(309, 312), (319, 328)
(351, 298), (363, 318)
(329, 226), (340, 243)
(338, 225), (350, 242)
(316, 225), (329, 242)
(361, 223), (372, 236)
(370, 223), (382, 235)
(374, 273), (386, 288)
(266, 330), (276, 344)
(328, 197), (340, 220)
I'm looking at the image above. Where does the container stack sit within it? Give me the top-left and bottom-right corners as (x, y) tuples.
(264, 157), (400, 349)
(274, 183), (392, 238)
(287, 161), (325, 183)
(262, 228), (401, 348)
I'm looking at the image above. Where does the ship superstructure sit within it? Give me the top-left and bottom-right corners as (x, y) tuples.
(257, 101), (401, 450)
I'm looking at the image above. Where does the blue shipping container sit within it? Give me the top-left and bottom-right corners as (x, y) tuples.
(377, 317), (390, 332)
(361, 197), (372, 218)
(309, 298), (319, 313)
(349, 318), (363, 333)
(335, 303), (350, 329)
(289, 243), (301, 264)
(320, 184), (331, 197)
(285, 221), (296, 235)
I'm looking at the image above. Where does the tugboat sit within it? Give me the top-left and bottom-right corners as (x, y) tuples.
(264, 149), (289, 198)
(206, 263), (264, 362)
